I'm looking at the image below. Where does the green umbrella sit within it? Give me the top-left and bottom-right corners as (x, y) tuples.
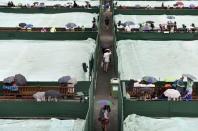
(164, 77), (176, 82)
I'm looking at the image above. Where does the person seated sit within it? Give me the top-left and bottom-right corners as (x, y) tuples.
(92, 22), (97, 31)
(139, 24), (143, 32)
(150, 23), (155, 30)
(41, 27), (47, 32)
(182, 24), (187, 32)
(124, 26), (131, 32)
(173, 22), (177, 32)
(143, 23), (151, 32)
(81, 26), (85, 31)
(50, 27), (56, 32)
(159, 24), (164, 32)
(190, 23), (196, 32)
(8, 1), (15, 7)
(3, 81), (18, 92)
(85, 1), (91, 8)
(161, 2), (164, 8)
(73, 1), (78, 8)
(39, 2), (45, 8)
(172, 76), (185, 95)
(183, 78), (194, 101)
(92, 17), (96, 23)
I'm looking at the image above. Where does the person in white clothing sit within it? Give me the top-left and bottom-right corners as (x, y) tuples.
(103, 49), (112, 72)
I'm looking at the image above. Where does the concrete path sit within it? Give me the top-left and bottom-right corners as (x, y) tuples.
(93, 4), (118, 131)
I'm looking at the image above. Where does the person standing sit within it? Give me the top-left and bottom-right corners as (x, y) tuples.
(104, 16), (110, 30)
(103, 49), (112, 72)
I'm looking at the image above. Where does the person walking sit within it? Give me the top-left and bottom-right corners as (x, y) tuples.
(102, 49), (112, 72)
(98, 105), (111, 131)
(104, 16), (110, 30)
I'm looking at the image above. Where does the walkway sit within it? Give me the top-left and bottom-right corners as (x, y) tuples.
(93, 3), (118, 131)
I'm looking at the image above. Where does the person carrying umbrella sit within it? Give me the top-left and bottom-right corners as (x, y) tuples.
(98, 105), (111, 131)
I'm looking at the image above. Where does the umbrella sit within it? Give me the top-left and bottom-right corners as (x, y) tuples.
(164, 89), (181, 99)
(164, 77), (176, 82)
(3, 76), (15, 84)
(25, 24), (33, 28)
(68, 77), (77, 85)
(33, 2), (39, 5)
(19, 23), (26, 28)
(58, 76), (71, 84)
(182, 74), (197, 80)
(97, 99), (112, 107)
(14, 74), (27, 86)
(65, 23), (77, 29)
(142, 76), (157, 84)
(134, 4), (141, 8)
(54, 4), (61, 7)
(189, 4), (195, 8)
(167, 16), (175, 20)
(146, 21), (154, 24)
(176, 1), (184, 6)
(123, 21), (135, 26)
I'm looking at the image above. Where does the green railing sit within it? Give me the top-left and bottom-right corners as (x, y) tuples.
(84, 32), (100, 131)
(121, 81), (198, 119)
(0, 31), (98, 40)
(114, 8), (198, 15)
(116, 0), (183, 1)
(0, 101), (89, 118)
(0, 7), (99, 14)
(123, 99), (198, 118)
(116, 32), (198, 40)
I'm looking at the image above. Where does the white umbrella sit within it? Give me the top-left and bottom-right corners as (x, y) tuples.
(164, 89), (181, 99)
(182, 74), (197, 80)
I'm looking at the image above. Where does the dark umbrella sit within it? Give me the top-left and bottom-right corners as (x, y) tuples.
(58, 76), (71, 84)
(19, 23), (26, 28)
(167, 16), (175, 20)
(14, 74), (27, 86)
(3, 76), (15, 84)
(142, 76), (157, 84)
(123, 21), (135, 26)
(65, 23), (77, 29)
(25, 24), (33, 28)
(146, 21), (154, 24)
(39, 2), (45, 7)
(45, 90), (62, 98)
(134, 4), (141, 8)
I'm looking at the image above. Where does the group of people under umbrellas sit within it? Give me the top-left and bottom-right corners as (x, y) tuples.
(117, 17), (196, 32)
(128, 74), (196, 101)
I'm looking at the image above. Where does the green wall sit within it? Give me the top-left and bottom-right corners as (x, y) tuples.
(123, 99), (198, 119)
(0, 7), (99, 13)
(0, 101), (88, 119)
(0, 31), (98, 40)
(116, 32), (198, 41)
(115, 9), (198, 15)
